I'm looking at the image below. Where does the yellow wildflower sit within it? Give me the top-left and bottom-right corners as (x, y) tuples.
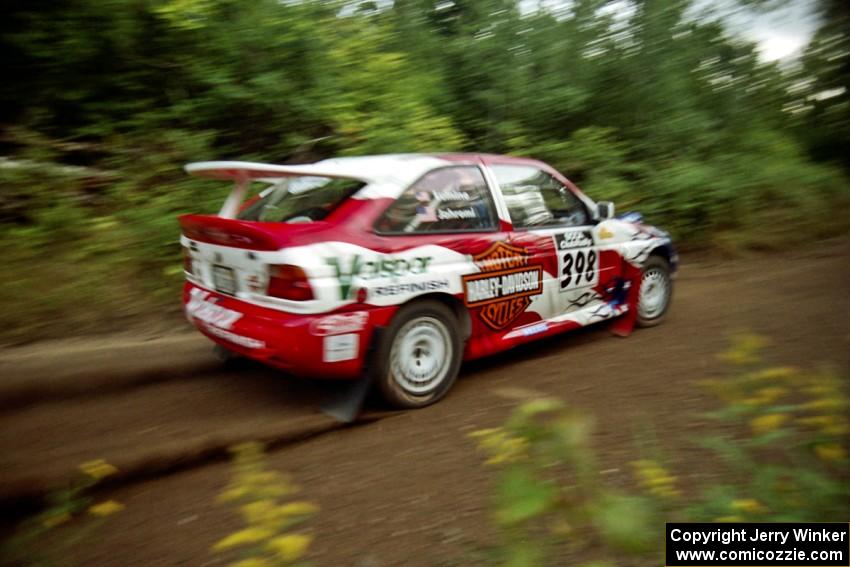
(218, 486), (249, 503)
(79, 459), (118, 480)
(240, 500), (276, 524)
(230, 559), (274, 567)
(42, 512), (71, 528)
(254, 501), (320, 527)
(515, 397), (565, 419)
(230, 442), (265, 460)
(802, 399), (845, 413)
(644, 473), (675, 488)
(798, 415), (848, 436)
(212, 527), (274, 551)
(754, 387), (788, 405)
(468, 427), (501, 439)
(750, 413), (788, 435)
(797, 415), (831, 428)
(631, 460), (680, 499)
(254, 485), (296, 499)
(484, 436), (528, 466)
(273, 501), (319, 518)
(751, 366), (797, 380)
(804, 385), (837, 397)
(731, 498), (766, 515)
(88, 500), (124, 517)
(718, 333), (768, 366)
(477, 430), (510, 452)
(814, 444), (847, 462)
(240, 471), (287, 489)
(714, 515), (743, 523)
(264, 533), (312, 563)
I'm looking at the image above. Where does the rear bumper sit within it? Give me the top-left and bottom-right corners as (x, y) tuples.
(183, 282), (391, 379)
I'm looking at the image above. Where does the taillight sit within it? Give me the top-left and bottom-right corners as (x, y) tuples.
(267, 265), (314, 301)
(182, 246), (194, 275)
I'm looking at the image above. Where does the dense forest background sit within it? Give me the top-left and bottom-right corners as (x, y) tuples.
(1, 0), (848, 342)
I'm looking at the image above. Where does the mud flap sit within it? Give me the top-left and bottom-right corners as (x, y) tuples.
(608, 262), (642, 338)
(320, 328), (382, 423)
(213, 344), (238, 363)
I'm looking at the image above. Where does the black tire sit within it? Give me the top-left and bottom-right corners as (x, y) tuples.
(636, 255), (673, 327)
(370, 300), (462, 409)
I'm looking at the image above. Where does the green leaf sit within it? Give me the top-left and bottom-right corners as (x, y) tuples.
(592, 493), (657, 554)
(494, 468), (556, 527)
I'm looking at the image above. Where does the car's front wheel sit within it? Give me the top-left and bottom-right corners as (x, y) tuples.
(636, 255), (673, 327)
(372, 300), (462, 409)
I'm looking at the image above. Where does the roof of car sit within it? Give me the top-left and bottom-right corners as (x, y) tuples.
(315, 152), (547, 177)
(185, 153), (552, 200)
(314, 154), (452, 182)
(434, 152), (543, 165)
(187, 153), (544, 181)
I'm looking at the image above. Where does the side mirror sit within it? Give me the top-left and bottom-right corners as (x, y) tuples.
(596, 201), (615, 220)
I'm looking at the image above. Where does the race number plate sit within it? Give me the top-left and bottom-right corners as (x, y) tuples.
(212, 265), (237, 295)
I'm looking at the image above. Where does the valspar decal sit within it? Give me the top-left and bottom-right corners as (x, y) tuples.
(326, 255), (432, 300)
(462, 242), (543, 330)
(185, 288), (242, 330)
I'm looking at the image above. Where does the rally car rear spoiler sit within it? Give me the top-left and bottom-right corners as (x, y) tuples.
(184, 161), (369, 219)
(185, 161), (367, 181)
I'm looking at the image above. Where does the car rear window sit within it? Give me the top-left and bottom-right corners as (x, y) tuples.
(238, 176), (364, 223)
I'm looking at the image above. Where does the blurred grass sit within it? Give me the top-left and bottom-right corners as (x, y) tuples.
(0, 136), (222, 343)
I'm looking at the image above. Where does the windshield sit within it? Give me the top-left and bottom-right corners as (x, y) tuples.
(237, 176), (364, 223)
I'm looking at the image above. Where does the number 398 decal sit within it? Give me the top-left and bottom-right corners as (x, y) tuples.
(554, 232), (598, 292)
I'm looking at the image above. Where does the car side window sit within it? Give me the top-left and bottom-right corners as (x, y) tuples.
(492, 165), (589, 229)
(375, 166), (498, 234)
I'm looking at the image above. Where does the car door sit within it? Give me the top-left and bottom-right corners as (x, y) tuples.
(488, 162), (604, 321)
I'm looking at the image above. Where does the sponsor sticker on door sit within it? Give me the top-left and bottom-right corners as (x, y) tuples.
(462, 242), (543, 330)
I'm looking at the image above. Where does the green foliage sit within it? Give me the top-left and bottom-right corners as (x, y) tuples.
(795, 0), (850, 170)
(470, 401), (661, 565)
(2, 460), (124, 566)
(0, 133), (220, 343)
(1, 0), (849, 340)
(692, 333), (849, 522)
(471, 334), (849, 564)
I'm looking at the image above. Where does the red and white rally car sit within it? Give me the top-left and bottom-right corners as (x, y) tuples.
(180, 154), (677, 408)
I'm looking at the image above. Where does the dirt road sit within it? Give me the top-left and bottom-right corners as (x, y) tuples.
(2, 238), (849, 566)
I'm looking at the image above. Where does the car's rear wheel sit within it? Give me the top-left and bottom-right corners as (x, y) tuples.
(372, 300), (462, 409)
(636, 255), (673, 327)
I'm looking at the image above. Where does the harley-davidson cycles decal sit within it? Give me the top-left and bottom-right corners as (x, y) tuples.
(462, 242), (544, 330)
